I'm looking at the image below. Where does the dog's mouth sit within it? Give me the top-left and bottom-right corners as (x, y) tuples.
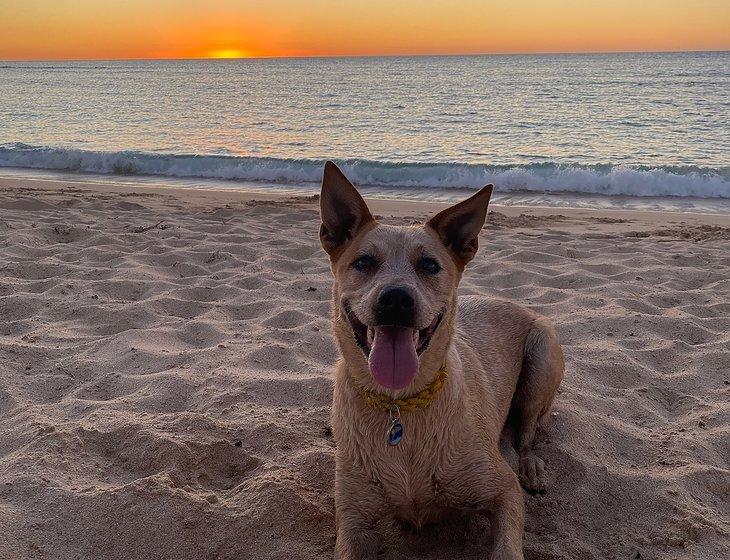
(345, 305), (444, 390)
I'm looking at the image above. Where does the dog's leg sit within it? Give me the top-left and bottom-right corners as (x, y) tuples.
(513, 317), (565, 493)
(439, 455), (525, 560)
(334, 462), (384, 560)
(485, 467), (525, 560)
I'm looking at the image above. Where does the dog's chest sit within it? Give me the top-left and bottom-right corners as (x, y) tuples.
(375, 456), (441, 525)
(370, 442), (464, 527)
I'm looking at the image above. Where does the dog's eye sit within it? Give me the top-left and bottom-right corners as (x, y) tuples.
(352, 255), (377, 272)
(418, 257), (441, 275)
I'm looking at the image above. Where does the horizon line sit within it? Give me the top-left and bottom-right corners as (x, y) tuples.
(1, 48), (728, 63)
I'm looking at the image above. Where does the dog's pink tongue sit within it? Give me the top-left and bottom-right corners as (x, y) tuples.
(368, 326), (419, 390)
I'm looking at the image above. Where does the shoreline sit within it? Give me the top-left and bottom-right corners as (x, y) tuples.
(1, 171), (729, 225)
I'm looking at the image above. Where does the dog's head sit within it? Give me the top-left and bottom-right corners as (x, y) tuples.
(319, 161), (492, 393)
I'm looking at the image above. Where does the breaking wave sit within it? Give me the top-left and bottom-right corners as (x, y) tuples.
(0, 143), (728, 199)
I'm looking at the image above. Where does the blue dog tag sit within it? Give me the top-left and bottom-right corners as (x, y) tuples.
(387, 419), (403, 446)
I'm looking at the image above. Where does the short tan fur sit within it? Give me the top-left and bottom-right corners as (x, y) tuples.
(319, 161), (565, 560)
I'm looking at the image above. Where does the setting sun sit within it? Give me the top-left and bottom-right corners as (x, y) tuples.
(207, 49), (249, 59)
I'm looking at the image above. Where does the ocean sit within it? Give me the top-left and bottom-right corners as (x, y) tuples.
(0, 52), (728, 211)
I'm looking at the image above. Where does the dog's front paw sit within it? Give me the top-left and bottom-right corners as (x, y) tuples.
(519, 454), (546, 494)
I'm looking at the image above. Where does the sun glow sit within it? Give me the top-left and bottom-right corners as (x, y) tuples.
(0, 1), (728, 60)
(207, 48), (249, 59)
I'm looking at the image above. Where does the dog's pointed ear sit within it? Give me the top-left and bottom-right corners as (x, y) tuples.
(426, 184), (493, 267)
(319, 161), (375, 258)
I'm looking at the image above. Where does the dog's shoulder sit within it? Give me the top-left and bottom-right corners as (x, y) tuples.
(457, 295), (538, 334)
(455, 295), (539, 380)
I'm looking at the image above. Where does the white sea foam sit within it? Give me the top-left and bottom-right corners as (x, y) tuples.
(0, 143), (728, 199)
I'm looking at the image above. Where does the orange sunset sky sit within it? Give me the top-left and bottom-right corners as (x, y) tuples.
(1, 0), (728, 60)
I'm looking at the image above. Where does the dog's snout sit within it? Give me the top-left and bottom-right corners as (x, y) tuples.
(375, 286), (416, 327)
(378, 287), (414, 310)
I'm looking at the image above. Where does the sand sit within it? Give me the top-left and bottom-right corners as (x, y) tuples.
(0, 175), (728, 560)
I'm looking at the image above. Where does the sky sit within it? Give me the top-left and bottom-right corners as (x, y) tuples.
(1, 0), (728, 60)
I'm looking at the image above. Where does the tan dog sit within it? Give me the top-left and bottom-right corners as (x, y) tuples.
(319, 162), (564, 560)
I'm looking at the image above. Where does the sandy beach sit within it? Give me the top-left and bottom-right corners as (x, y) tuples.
(0, 175), (728, 560)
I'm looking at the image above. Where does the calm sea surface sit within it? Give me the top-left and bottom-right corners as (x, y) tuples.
(0, 52), (728, 207)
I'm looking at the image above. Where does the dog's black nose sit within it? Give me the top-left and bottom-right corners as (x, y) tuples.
(374, 286), (416, 327)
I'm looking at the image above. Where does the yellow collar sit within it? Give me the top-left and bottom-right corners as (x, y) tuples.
(359, 366), (448, 413)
